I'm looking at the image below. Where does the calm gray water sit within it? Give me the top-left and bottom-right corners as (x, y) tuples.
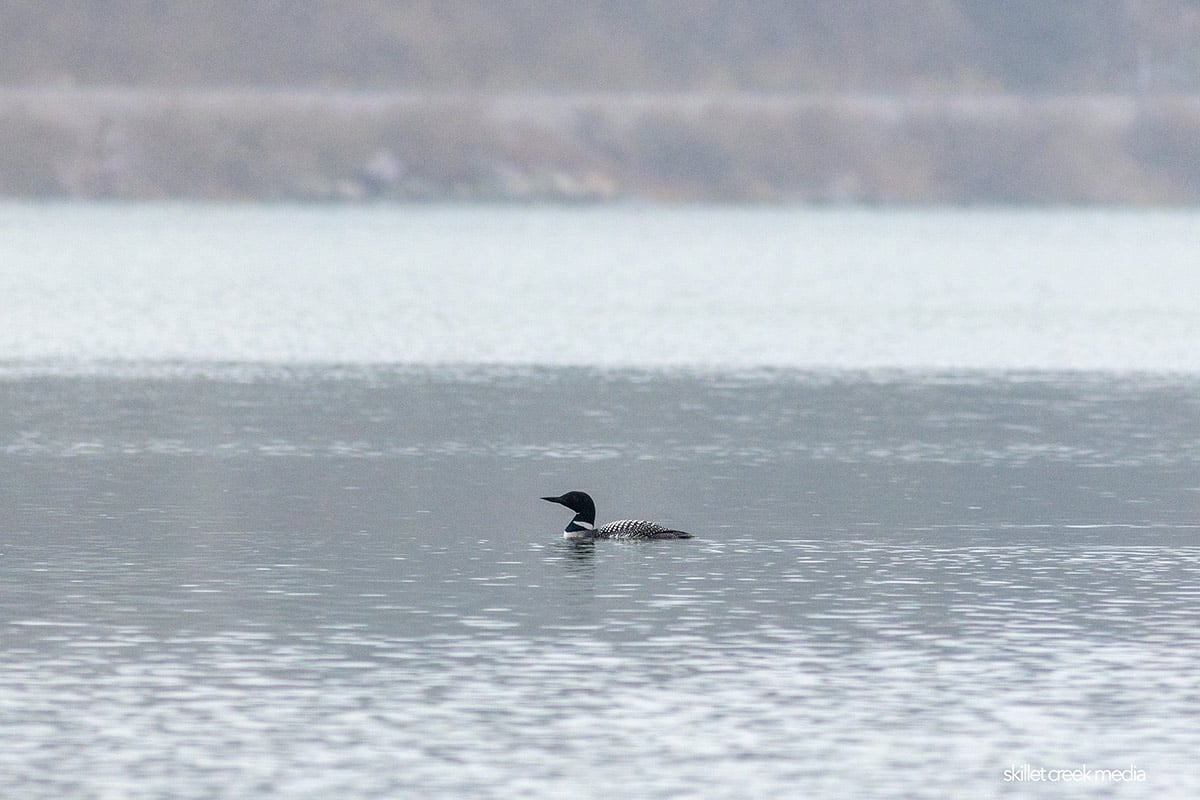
(1, 205), (1199, 798)
(1, 367), (1197, 799)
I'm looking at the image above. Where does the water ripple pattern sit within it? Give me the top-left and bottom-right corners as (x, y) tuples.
(2, 356), (1198, 793)
(2, 204), (1199, 370)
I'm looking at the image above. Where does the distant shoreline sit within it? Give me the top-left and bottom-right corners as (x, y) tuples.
(4, 87), (1199, 204)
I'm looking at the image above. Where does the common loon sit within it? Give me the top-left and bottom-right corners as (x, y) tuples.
(541, 491), (692, 540)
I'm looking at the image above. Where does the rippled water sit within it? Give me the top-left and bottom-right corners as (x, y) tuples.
(2, 203), (1199, 370)
(1, 367), (1197, 798)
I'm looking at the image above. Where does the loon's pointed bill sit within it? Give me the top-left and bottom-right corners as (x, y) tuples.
(542, 490), (692, 540)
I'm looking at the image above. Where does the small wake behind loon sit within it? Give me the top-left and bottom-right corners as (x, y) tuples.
(541, 491), (692, 540)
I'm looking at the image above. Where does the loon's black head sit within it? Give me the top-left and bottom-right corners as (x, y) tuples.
(541, 491), (597, 524)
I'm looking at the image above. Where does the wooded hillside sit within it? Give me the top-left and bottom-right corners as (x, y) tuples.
(3, 2), (1199, 203)
(4, 1), (1198, 92)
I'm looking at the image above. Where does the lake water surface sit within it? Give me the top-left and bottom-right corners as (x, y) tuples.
(1, 205), (1198, 798)
(3, 203), (1198, 370)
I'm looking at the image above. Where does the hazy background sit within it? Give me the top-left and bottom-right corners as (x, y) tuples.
(3, 0), (1200, 204)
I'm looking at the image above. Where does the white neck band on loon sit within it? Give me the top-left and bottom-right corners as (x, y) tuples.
(563, 519), (595, 540)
